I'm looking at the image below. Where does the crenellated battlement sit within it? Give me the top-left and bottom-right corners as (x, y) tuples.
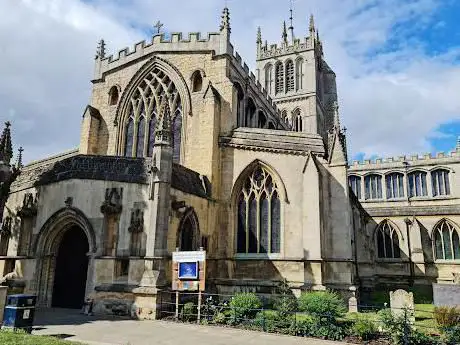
(257, 35), (314, 61)
(349, 147), (460, 170)
(95, 31), (225, 78)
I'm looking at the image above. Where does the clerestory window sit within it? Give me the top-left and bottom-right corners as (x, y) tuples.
(408, 171), (427, 197)
(386, 173), (404, 199)
(365, 174), (383, 200)
(431, 169), (450, 197)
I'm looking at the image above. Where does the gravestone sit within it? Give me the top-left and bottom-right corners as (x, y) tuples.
(348, 296), (358, 313)
(390, 289), (414, 321)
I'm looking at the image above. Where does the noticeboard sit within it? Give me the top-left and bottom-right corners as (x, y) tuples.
(172, 250), (206, 291)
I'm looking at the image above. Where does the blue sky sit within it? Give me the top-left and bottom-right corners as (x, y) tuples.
(0, 0), (459, 164)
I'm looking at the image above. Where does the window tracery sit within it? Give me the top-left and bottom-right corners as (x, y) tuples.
(431, 169), (450, 197)
(293, 109), (302, 132)
(236, 165), (281, 254)
(365, 174), (382, 200)
(376, 220), (401, 259)
(295, 58), (304, 90)
(408, 171), (427, 197)
(434, 219), (460, 260)
(348, 175), (361, 199)
(386, 173), (404, 199)
(122, 68), (182, 163)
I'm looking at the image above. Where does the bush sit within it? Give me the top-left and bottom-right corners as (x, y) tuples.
(181, 302), (196, 322)
(443, 325), (460, 345)
(434, 306), (460, 329)
(352, 317), (378, 341)
(229, 292), (262, 323)
(212, 312), (227, 324)
(273, 280), (298, 318)
(298, 290), (346, 320)
(377, 308), (439, 345)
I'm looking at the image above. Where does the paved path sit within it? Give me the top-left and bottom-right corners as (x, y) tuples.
(32, 309), (346, 345)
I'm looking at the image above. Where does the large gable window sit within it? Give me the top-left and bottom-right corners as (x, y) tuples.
(434, 219), (460, 261)
(237, 165), (281, 254)
(376, 220), (401, 259)
(431, 169), (450, 197)
(408, 171), (427, 197)
(123, 67), (182, 163)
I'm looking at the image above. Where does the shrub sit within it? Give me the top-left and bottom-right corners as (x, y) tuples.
(212, 312), (227, 324)
(443, 325), (460, 345)
(229, 292), (262, 323)
(273, 280), (298, 318)
(352, 317), (378, 341)
(434, 306), (460, 329)
(181, 302), (196, 322)
(298, 290), (346, 320)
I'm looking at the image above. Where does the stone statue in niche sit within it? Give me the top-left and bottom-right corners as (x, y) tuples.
(16, 193), (38, 256)
(100, 188), (123, 256)
(100, 188), (123, 215)
(17, 193), (38, 218)
(0, 216), (12, 256)
(129, 208), (144, 257)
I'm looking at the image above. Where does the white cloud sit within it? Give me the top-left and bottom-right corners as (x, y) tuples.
(1, 0), (459, 164)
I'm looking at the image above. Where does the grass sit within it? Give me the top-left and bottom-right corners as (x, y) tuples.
(0, 330), (86, 345)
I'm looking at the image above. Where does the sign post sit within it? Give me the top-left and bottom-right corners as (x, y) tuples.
(172, 249), (206, 324)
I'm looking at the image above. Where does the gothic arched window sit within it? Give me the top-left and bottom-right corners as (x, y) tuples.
(108, 85), (119, 106)
(293, 109), (302, 132)
(281, 110), (289, 125)
(265, 64), (273, 94)
(296, 58), (304, 91)
(286, 60), (295, 92)
(431, 169), (450, 197)
(191, 70), (203, 92)
(376, 220), (401, 259)
(386, 172), (404, 199)
(172, 108), (182, 163)
(177, 209), (200, 251)
(434, 220), (460, 260)
(123, 67), (182, 160)
(275, 62), (284, 95)
(236, 165), (282, 254)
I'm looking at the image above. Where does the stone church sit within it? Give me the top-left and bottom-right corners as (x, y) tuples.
(0, 7), (459, 317)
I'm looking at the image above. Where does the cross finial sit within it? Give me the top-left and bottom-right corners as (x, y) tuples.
(154, 21), (164, 34)
(257, 27), (262, 45)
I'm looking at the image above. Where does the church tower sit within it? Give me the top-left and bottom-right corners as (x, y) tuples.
(256, 14), (338, 142)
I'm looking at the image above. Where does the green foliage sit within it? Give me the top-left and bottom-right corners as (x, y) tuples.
(229, 292), (262, 323)
(352, 317), (378, 341)
(297, 290), (346, 320)
(434, 306), (460, 329)
(181, 301), (196, 322)
(253, 311), (296, 335)
(377, 308), (439, 345)
(212, 312), (227, 324)
(273, 280), (298, 318)
(443, 326), (460, 345)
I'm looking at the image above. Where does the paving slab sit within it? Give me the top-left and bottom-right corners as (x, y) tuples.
(32, 308), (346, 345)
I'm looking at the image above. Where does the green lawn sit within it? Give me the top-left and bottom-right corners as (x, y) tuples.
(0, 330), (86, 345)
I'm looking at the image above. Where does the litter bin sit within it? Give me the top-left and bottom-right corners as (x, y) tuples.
(2, 294), (37, 333)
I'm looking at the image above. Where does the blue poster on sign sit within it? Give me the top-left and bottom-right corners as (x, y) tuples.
(178, 262), (199, 280)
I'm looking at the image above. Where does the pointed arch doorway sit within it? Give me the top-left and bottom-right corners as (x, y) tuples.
(52, 226), (89, 308)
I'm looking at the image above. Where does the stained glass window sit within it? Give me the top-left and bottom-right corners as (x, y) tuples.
(124, 118), (134, 157)
(236, 165), (282, 254)
(136, 117), (145, 157)
(434, 220), (460, 260)
(376, 220), (401, 259)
